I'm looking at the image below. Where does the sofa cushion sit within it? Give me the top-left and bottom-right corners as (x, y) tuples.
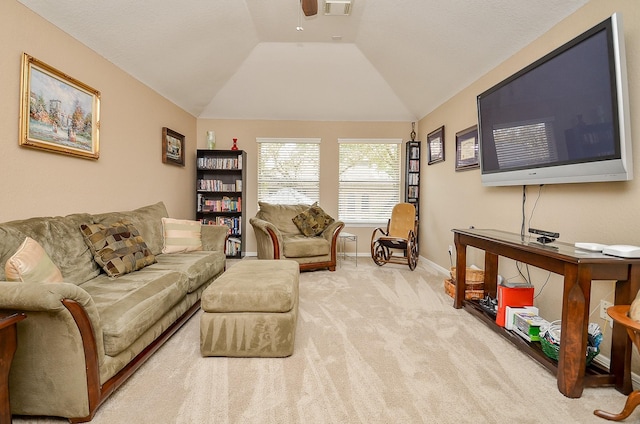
(80, 221), (156, 277)
(0, 213), (100, 284)
(161, 217), (202, 254)
(292, 202), (335, 237)
(257, 202), (308, 235)
(201, 260), (298, 313)
(151, 250), (225, 293)
(282, 235), (330, 258)
(91, 202), (168, 256)
(5, 237), (64, 283)
(80, 268), (188, 356)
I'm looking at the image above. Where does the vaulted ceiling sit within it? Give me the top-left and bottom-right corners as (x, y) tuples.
(18, 0), (590, 121)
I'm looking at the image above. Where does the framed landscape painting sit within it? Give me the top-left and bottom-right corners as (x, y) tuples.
(19, 53), (100, 160)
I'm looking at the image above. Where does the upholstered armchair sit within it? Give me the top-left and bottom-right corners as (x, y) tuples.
(250, 202), (344, 272)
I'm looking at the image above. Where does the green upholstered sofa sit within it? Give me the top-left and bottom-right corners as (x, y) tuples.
(0, 202), (228, 422)
(249, 202), (344, 272)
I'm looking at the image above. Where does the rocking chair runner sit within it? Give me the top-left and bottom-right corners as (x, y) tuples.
(594, 305), (640, 421)
(370, 203), (419, 270)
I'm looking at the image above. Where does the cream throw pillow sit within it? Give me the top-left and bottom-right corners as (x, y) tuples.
(629, 290), (640, 322)
(5, 237), (64, 283)
(161, 217), (203, 254)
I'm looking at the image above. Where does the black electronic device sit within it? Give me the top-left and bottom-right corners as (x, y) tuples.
(528, 228), (559, 244)
(528, 228), (559, 238)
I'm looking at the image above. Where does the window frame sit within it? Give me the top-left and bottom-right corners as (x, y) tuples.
(256, 137), (321, 205)
(337, 138), (402, 226)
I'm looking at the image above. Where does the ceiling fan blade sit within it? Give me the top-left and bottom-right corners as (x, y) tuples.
(301, 0), (318, 16)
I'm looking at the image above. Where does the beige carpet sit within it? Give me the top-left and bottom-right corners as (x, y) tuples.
(14, 258), (632, 423)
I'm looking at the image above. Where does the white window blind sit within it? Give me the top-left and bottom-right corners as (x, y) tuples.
(338, 139), (401, 224)
(257, 138), (320, 204)
(493, 120), (558, 169)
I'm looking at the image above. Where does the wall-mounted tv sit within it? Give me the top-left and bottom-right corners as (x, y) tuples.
(477, 13), (632, 187)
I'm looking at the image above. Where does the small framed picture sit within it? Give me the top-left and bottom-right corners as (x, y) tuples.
(455, 125), (479, 171)
(427, 125), (445, 165)
(162, 127), (185, 166)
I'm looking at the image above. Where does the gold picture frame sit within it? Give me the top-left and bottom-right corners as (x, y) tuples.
(19, 53), (100, 160)
(162, 127), (185, 166)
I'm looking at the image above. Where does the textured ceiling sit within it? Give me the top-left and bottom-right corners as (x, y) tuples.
(17, 0), (590, 121)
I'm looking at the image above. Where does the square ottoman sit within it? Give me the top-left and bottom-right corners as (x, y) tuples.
(200, 259), (299, 357)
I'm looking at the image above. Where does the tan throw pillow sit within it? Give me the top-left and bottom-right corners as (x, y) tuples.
(161, 217), (203, 254)
(5, 237), (64, 283)
(292, 203), (335, 237)
(629, 291), (640, 322)
(80, 221), (156, 277)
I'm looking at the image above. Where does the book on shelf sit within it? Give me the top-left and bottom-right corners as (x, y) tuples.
(197, 179), (240, 192)
(197, 196), (242, 213)
(226, 237), (242, 256)
(197, 154), (243, 171)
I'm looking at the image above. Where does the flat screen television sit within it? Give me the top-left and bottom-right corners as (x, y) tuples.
(477, 13), (632, 187)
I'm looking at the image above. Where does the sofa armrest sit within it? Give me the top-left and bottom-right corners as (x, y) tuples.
(201, 224), (229, 252)
(0, 281), (105, 360)
(321, 220), (345, 245)
(0, 281), (106, 418)
(249, 217), (284, 259)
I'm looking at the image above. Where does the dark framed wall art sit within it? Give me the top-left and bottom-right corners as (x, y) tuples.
(455, 125), (479, 171)
(427, 125), (445, 165)
(162, 127), (185, 166)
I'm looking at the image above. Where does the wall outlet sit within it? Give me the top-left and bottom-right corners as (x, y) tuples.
(600, 300), (614, 328)
(448, 245), (453, 255)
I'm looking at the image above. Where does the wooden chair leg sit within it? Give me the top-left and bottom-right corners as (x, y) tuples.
(594, 390), (640, 421)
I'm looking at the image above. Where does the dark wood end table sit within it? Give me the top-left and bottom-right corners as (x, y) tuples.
(0, 311), (26, 424)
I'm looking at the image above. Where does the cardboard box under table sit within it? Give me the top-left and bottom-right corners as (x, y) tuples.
(200, 259), (299, 357)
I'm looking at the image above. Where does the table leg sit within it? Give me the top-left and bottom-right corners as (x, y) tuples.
(453, 233), (466, 309)
(1, 313), (24, 424)
(557, 265), (591, 398)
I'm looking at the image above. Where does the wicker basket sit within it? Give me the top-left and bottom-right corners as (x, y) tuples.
(444, 278), (484, 300)
(539, 322), (599, 366)
(450, 267), (485, 290)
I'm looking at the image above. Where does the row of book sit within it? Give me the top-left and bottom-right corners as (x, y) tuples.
(197, 179), (242, 192)
(407, 173), (419, 185)
(226, 237), (242, 256)
(200, 216), (242, 236)
(197, 155), (243, 170)
(197, 194), (242, 212)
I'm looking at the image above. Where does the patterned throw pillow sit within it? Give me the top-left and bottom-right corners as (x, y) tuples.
(80, 221), (156, 277)
(292, 203), (335, 237)
(5, 237), (64, 283)
(161, 217), (203, 254)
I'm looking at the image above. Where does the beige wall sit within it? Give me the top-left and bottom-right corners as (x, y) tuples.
(419, 0), (640, 361)
(196, 119), (412, 254)
(1, 0), (197, 222)
(4, 0), (638, 362)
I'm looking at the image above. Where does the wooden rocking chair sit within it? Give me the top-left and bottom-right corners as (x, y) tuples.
(594, 305), (640, 421)
(370, 203), (419, 270)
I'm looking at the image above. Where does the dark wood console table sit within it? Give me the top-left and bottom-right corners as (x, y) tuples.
(0, 311), (26, 424)
(452, 228), (640, 399)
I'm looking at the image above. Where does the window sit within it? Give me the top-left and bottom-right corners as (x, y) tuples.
(338, 139), (401, 224)
(257, 138), (320, 204)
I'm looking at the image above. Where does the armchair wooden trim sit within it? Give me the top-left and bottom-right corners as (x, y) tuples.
(594, 305), (640, 421)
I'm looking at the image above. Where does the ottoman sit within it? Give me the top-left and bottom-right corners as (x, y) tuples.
(200, 259), (299, 357)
